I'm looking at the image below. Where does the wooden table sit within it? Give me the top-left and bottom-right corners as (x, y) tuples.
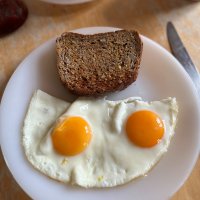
(0, 0), (200, 199)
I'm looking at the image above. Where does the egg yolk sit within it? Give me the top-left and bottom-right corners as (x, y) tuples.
(51, 116), (92, 156)
(126, 110), (164, 147)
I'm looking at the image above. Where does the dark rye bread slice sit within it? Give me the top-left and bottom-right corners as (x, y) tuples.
(56, 30), (143, 96)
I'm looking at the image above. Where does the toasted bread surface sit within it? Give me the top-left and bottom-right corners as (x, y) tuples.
(56, 30), (143, 96)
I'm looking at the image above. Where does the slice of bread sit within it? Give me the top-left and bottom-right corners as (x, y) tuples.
(56, 30), (143, 96)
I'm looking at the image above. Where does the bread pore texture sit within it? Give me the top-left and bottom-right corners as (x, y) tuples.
(56, 30), (143, 96)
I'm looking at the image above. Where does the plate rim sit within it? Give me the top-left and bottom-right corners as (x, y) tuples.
(39, 0), (93, 5)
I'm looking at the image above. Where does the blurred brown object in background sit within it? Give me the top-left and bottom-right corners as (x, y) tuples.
(0, 0), (28, 36)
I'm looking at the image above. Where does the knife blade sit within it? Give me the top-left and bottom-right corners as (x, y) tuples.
(167, 21), (200, 99)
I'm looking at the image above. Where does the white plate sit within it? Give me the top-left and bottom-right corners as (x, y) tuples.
(39, 0), (93, 5)
(0, 27), (200, 200)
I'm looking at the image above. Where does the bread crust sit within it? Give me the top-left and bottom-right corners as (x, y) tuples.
(56, 30), (143, 96)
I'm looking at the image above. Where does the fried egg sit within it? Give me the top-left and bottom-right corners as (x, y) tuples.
(22, 90), (178, 187)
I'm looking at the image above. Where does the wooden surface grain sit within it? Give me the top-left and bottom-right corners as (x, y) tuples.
(0, 0), (200, 199)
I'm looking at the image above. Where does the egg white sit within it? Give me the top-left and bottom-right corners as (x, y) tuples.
(22, 90), (178, 188)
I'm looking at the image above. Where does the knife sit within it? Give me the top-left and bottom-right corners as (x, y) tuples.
(167, 21), (200, 99)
